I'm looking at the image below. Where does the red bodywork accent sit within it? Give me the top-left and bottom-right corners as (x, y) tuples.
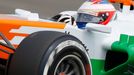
(92, 0), (102, 4)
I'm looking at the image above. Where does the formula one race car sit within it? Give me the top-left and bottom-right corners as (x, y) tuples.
(1, 0), (134, 75)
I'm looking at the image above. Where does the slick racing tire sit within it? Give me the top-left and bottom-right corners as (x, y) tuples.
(7, 31), (92, 75)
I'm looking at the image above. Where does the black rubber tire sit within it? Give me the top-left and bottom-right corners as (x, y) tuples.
(7, 31), (91, 75)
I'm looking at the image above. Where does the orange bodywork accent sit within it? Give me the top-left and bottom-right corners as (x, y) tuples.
(0, 15), (65, 29)
(0, 25), (26, 40)
(0, 25), (28, 60)
(0, 45), (14, 60)
(109, 0), (134, 5)
(0, 16), (65, 60)
(59, 72), (65, 75)
(0, 19), (65, 29)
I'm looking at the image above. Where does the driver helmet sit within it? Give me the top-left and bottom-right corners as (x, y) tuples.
(77, 0), (116, 28)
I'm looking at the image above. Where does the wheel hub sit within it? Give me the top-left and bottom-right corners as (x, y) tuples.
(54, 55), (86, 75)
(59, 72), (65, 75)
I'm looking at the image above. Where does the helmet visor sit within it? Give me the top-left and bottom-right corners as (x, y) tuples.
(77, 13), (102, 23)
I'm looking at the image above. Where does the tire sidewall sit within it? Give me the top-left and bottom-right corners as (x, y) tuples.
(48, 47), (87, 75)
(40, 35), (92, 75)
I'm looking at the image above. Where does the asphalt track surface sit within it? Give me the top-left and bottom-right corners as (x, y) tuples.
(0, 0), (84, 18)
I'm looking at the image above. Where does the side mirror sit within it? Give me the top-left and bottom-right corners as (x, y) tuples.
(15, 9), (39, 21)
(85, 23), (111, 33)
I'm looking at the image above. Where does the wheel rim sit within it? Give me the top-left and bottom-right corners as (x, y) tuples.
(54, 55), (86, 75)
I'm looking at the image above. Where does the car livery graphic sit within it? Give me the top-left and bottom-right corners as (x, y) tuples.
(0, 0), (134, 75)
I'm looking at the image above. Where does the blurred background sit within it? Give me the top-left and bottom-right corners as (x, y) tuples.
(0, 0), (119, 18)
(0, 0), (84, 18)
